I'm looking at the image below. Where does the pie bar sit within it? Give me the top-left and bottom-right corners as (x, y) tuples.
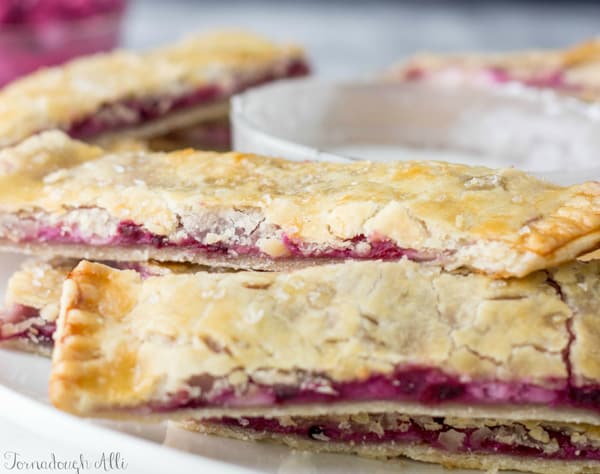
(0, 30), (309, 148)
(2, 132), (600, 277)
(385, 38), (600, 102)
(186, 416), (600, 474)
(0, 258), (212, 356)
(48, 259), (599, 420)
(49, 259), (600, 472)
(0, 259), (72, 356)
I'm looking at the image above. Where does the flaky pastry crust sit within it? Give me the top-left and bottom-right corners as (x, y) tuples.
(386, 38), (600, 102)
(50, 259), (600, 422)
(188, 418), (600, 474)
(2, 258), (214, 324)
(3, 132), (600, 277)
(0, 30), (306, 147)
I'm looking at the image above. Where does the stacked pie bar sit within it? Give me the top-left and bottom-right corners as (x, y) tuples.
(0, 30), (309, 151)
(0, 133), (600, 472)
(384, 38), (600, 102)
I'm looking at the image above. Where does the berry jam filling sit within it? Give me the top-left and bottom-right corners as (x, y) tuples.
(282, 234), (436, 261)
(403, 65), (581, 94)
(112, 221), (259, 256)
(0, 304), (55, 348)
(27, 219), (436, 263)
(145, 366), (600, 415)
(483, 67), (581, 92)
(211, 415), (600, 462)
(65, 59), (310, 140)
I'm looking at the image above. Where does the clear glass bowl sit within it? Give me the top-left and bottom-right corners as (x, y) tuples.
(232, 78), (600, 185)
(0, 1), (126, 87)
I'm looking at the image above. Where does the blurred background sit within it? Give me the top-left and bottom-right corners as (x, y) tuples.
(1, 0), (600, 85)
(123, 0), (600, 77)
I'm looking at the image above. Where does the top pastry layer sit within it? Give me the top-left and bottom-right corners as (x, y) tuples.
(386, 38), (600, 101)
(2, 132), (600, 276)
(49, 259), (600, 422)
(0, 30), (305, 147)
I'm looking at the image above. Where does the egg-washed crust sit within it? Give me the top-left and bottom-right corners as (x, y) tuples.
(0, 258), (221, 355)
(552, 261), (600, 387)
(0, 30), (307, 148)
(0, 258), (74, 356)
(386, 38), (600, 102)
(3, 258), (217, 323)
(50, 259), (600, 423)
(3, 132), (600, 277)
(186, 417), (600, 474)
(5, 259), (74, 323)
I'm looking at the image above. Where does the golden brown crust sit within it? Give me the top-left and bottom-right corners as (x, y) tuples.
(386, 38), (600, 102)
(2, 258), (217, 323)
(550, 260), (600, 386)
(0, 31), (305, 147)
(3, 132), (600, 277)
(5, 258), (75, 322)
(0, 258), (223, 356)
(188, 419), (600, 474)
(50, 259), (576, 419)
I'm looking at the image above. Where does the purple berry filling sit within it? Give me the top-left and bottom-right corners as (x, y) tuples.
(65, 60), (310, 141)
(212, 415), (600, 462)
(0, 304), (55, 349)
(112, 221), (259, 256)
(118, 362), (600, 421)
(484, 67), (578, 91)
(282, 234), (435, 261)
(405, 64), (582, 94)
(150, 366), (600, 413)
(26, 219), (438, 263)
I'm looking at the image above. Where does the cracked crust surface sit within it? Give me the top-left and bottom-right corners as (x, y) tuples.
(2, 258), (216, 324)
(386, 38), (600, 101)
(0, 258), (222, 355)
(0, 30), (306, 147)
(5, 258), (74, 323)
(551, 261), (600, 386)
(3, 132), (600, 277)
(187, 419), (600, 474)
(50, 259), (578, 419)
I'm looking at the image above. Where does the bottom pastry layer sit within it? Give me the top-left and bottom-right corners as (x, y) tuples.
(184, 413), (600, 474)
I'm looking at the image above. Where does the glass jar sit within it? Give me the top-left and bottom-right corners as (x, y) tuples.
(0, 0), (127, 87)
